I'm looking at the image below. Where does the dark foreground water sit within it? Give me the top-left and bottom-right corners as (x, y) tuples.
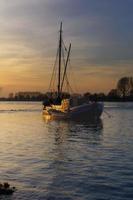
(0, 102), (133, 200)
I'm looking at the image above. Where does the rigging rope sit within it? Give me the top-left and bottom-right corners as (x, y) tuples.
(48, 48), (59, 93)
(47, 32), (74, 95)
(61, 41), (73, 94)
(68, 60), (79, 93)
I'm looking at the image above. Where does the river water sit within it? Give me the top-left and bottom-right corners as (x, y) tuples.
(0, 102), (132, 200)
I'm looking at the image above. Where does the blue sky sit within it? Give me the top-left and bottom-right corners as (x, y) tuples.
(0, 0), (133, 95)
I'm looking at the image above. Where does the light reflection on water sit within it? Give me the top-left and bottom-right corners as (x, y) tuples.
(0, 102), (132, 200)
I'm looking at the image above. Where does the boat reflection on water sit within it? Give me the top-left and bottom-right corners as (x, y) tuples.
(43, 114), (103, 128)
(43, 115), (103, 145)
(42, 117), (103, 199)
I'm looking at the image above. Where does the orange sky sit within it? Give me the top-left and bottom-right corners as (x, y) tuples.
(0, 0), (133, 97)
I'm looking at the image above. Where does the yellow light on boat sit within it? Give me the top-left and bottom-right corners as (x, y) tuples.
(43, 114), (52, 122)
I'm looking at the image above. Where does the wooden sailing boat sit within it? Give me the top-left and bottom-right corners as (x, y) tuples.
(43, 23), (103, 120)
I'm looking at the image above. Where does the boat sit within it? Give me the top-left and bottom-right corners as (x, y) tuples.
(43, 23), (103, 120)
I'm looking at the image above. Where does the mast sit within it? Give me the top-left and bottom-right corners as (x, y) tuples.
(58, 22), (62, 97)
(61, 43), (71, 93)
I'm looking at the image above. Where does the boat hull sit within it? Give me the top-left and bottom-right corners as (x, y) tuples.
(43, 102), (103, 121)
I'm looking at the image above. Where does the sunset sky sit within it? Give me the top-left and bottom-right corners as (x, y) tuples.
(0, 0), (133, 96)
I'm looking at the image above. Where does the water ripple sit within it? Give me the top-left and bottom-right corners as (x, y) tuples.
(0, 102), (132, 199)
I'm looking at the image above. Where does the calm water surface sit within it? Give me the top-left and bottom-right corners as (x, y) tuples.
(0, 102), (133, 200)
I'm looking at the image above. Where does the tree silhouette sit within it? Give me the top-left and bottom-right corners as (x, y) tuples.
(117, 77), (133, 98)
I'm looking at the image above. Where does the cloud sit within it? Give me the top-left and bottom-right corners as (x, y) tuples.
(0, 0), (133, 95)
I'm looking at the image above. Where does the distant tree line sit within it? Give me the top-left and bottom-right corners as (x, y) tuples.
(0, 77), (133, 102)
(83, 77), (133, 102)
